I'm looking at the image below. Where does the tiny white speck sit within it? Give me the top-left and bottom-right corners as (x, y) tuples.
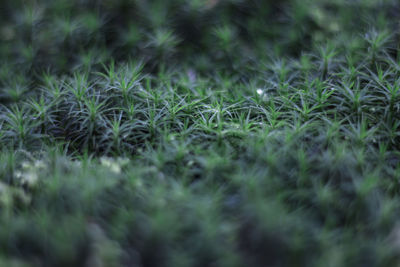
(256, 89), (263, 95)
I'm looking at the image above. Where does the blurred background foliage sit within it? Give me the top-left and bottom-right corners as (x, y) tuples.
(0, 0), (398, 76)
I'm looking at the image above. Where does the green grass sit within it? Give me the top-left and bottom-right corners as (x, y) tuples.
(0, 0), (400, 266)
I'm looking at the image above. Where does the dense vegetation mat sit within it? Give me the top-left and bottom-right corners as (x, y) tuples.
(0, 0), (400, 266)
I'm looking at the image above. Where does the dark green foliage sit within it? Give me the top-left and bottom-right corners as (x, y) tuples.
(0, 0), (400, 266)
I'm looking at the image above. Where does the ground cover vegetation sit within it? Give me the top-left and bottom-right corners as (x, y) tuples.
(0, 0), (400, 266)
